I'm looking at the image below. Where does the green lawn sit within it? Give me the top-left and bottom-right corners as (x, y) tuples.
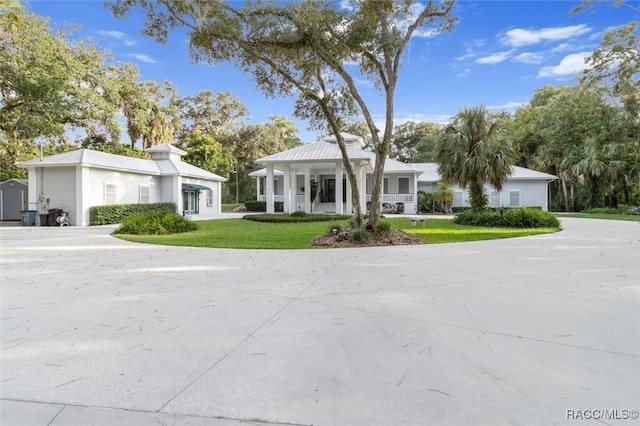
(555, 213), (640, 222)
(115, 217), (560, 249)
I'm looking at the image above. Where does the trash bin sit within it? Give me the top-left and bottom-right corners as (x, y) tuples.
(39, 213), (49, 226)
(48, 208), (63, 227)
(20, 210), (37, 226)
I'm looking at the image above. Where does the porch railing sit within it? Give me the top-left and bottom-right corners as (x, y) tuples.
(366, 193), (414, 203)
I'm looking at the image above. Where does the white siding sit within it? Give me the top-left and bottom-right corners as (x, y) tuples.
(37, 167), (77, 224)
(88, 169), (160, 206)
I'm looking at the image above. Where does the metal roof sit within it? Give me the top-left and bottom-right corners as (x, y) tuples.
(16, 146), (226, 181)
(257, 140), (371, 163)
(411, 163), (557, 182)
(255, 140), (421, 174)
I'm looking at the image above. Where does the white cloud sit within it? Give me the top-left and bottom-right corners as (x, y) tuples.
(551, 43), (572, 53)
(513, 52), (545, 64)
(476, 51), (511, 64)
(457, 68), (471, 78)
(538, 52), (591, 78)
(97, 30), (137, 47)
(501, 24), (591, 47)
(127, 53), (157, 64)
(487, 101), (525, 111)
(96, 30), (126, 39)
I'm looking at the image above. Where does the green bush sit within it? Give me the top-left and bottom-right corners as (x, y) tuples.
(583, 207), (619, 215)
(374, 220), (391, 235)
(454, 208), (559, 228)
(113, 212), (198, 235)
(350, 228), (370, 243)
(244, 201), (284, 212)
(90, 202), (176, 225)
(244, 213), (350, 223)
(327, 223), (343, 233)
(291, 210), (307, 217)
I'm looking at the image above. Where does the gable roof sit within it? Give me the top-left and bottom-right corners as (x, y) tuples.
(255, 140), (421, 174)
(257, 140), (371, 163)
(412, 163), (557, 182)
(16, 147), (226, 181)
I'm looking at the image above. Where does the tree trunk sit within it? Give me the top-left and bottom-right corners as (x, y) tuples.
(560, 173), (569, 212)
(368, 148), (387, 225)
(469, 179), (487, 212)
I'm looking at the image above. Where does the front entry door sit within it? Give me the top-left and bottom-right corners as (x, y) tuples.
(323, 179), (335, 203)
(182, 190), (199, 214)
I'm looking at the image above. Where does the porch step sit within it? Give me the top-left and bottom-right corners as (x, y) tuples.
(313, 203), (347, 214)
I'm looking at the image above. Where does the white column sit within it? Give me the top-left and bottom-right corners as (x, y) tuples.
(256, 176), (261, 201)
(412, 174), (418, 214)
(304, 168), (311, 214)
(266, 164), (274, 213)
(283, 163), (291, 213)
(335, 161), (343, 214)
(346, 163), (353, 214)
(355, 162), (366, 214)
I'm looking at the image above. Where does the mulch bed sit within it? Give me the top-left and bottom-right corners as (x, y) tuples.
(313, 229), (423, 248)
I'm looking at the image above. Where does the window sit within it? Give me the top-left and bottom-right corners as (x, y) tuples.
(509, 190), (521, 207)
(398, 177), (409, 194)
(207, 189), (214, 206)
(273, 178), (280, 195)
(490, 190), (500, 207)
(453, 190), (464, 207)
(139, 185), (150, 204)
(383, 178), (389, 194)
(366, 176), (372, 193)
(104, 183), (117, 205)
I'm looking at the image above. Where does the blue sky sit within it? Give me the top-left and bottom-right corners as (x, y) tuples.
(28, 0), (637, 143)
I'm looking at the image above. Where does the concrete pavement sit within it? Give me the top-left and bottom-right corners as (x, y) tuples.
(1, 217), (638, 425)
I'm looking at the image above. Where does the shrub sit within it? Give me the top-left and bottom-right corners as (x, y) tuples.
(90, 202), (176, 225)
(374, 220), (391, 235)
(114, 212), (197, 235)
(244, 201), (284, 212)
(583, 207), (619, 215)
(244, 200), (266, 211)
(396, 202), (405, 214)
(291, 210), (307, 217)
(622, 206), (640, 216)
(454, 208), (559, 228)
(327, 223), (343, 233)
(350, 228), (370, 243)
(244, 213), (350, 223)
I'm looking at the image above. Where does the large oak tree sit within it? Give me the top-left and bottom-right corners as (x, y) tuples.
(109, 0), (456, 226)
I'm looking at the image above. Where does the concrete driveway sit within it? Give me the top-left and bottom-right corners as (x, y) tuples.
(1, 217), (638, 425)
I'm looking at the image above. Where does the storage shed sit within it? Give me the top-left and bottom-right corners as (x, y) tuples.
(1, 178), (28, 221)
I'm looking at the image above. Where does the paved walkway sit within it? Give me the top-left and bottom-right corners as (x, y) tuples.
(1, 218), (638, 425)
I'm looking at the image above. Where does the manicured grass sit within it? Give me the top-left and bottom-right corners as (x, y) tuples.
(114, 217), (560, 249)
(555, 213), (640, 222)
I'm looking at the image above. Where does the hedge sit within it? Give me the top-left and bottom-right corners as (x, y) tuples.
(244, 213), (351, 223)
(454, 207), (559, 228)
(89, 202), (177, 225)
(244, 201), (284, 212)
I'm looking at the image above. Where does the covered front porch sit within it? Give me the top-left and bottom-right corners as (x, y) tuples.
(252, 133), (422, 215)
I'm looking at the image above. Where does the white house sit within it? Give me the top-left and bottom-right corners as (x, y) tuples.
(250, 133), (422, 214)
(250, 133), (557, 214)
(412, 163), (558, 211)
(16, 144), (226, 226)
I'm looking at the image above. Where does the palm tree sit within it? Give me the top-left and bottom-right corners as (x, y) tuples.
(436, 106), (516, 212)
(432, 182), (455, 213)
